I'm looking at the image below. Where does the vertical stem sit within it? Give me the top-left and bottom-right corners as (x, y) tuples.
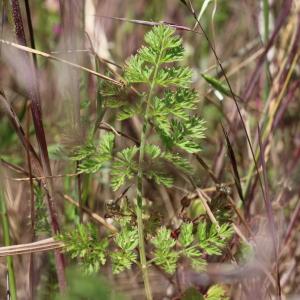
(24, 0), (37, 67)
(0, 177), (17, 300)
(76, 161), (83, 223)
(136, 45), (163, 300)
(25, 101), (36, 299)
(262, 0), (270, 101)
(135, 201), (152, 300)
(136, 94), (153, 300)
(10, 0), (66, 291)
(262, 0), (269, 45)
(2, 1), (14, 29)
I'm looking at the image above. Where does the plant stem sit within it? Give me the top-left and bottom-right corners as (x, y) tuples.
(0, 177), (17, 300)
(136, 44), (164, 300)
(10, 0), (67, 290)
(262, 0), (269, 46)
(135, 205), (152, 300)
(262, 0), (270, 101)
(135, 93), (154, 300)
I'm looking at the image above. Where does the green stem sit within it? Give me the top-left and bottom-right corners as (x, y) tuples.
(0, 182), (17, 300)
(136, 92), (154, 300)
(262, 0), (269, 43)
(262, 0), (270, 101)
(2, 0), (14, 27)
(136, 45), (164, 300)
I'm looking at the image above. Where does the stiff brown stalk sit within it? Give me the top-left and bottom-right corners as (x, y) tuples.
(25, 101), (35, 299)
(0, 238), (63, 256)
(10, 0), (66, 290)
(63, 195), (118, 233)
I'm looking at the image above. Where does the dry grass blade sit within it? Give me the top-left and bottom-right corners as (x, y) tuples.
(279, 195), (300, 261)
(25, 100), (35, 299)
(1, 159), (29, 174)
(257, 125), (281, 298)
(0, 238), (63, 256)
(0, 90), (42, 175)
(63, 195), (118, 233)
(0, 39), (123, 86)
(193, 153), (218, 183)
(221, 123), (244, 204)
(96, 15), (201, 34)
(9, 172), (82, 182)
(196, 189), (219, 229)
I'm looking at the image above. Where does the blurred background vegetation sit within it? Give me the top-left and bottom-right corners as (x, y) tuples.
(0, 0), (300, 299)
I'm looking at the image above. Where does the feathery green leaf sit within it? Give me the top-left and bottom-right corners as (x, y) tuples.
(152, 227), (179, 274)
(77, 132), (115, 173)
(205, 284), (228, 300)
(111, 146), (139, 190)
(57, 224), (108, 274)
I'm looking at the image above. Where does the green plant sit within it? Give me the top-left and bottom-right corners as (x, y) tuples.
(54, 267), (126, 300)
(58, 25), (232, 300)
(57, 223), (109, 275)
(151, 222), (233, 274)
(34, 185), (51, 235)
(58, 219), (232, 298)
(182, 284), (229, 300)
(205, 284), (229, 300)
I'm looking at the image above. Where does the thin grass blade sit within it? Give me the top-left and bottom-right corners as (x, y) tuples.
(221, 124), (244, 204)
